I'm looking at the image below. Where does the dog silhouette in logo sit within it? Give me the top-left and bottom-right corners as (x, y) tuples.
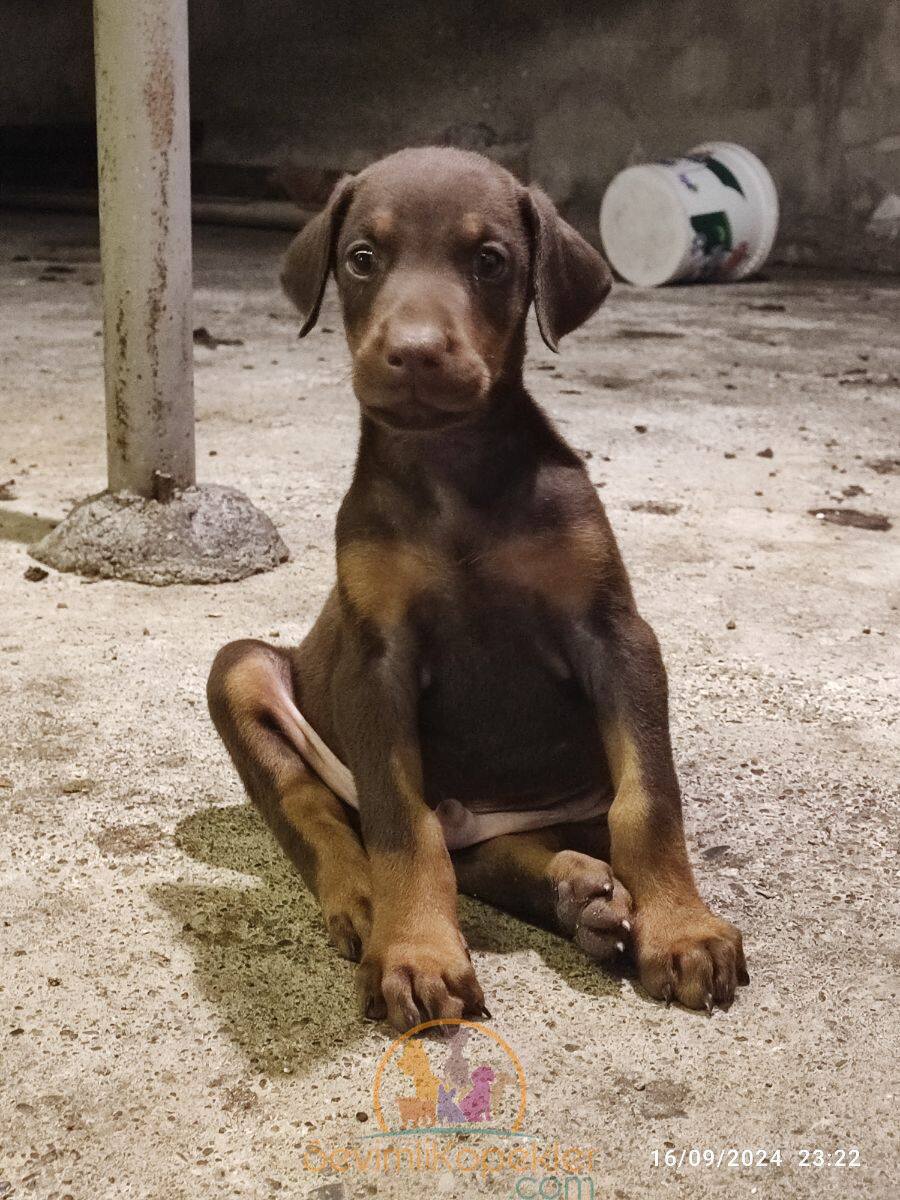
(490, 1068), (518, 1112)
(395, 1095), (434, 1127)
(460, 1064), (495, 1123)
(442, 1026), (472, 1093)
(395, 1041), (439, 1127)
(437, 1082), (467, 1125)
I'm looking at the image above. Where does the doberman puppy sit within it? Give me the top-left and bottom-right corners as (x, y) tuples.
(207, 147), (748, 1032)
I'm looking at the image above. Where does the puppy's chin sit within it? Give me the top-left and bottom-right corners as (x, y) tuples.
(353, 370), (492, 432)
(361, 403), (473, 433)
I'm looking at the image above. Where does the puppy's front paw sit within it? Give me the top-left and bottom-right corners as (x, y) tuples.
(357, 923), (488, 1032)
(636, 902), (749, 1012)
(551, 850), (633, 962)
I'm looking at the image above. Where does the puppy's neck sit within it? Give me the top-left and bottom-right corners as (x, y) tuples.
(355, 382), (577, 509)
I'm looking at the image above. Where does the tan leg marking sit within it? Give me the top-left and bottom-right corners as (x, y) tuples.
(603, 722), (748, 1010)
(355, 747), (485, 1031)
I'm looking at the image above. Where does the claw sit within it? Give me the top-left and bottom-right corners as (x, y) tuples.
(615, 941), (625, 954)
(662, 985), (674, 1008)
(480, 1004), (493, 1020)
(705, 993), (714, 1016)
(621, 919), (631, 933)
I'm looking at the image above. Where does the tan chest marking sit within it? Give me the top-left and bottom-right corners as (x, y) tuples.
(339, 514), (608, 626)
(338, 539), (447, 627)
(483, 518), (609, 614)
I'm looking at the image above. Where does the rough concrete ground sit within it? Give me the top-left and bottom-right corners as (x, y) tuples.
(1, 212), (898, 1200)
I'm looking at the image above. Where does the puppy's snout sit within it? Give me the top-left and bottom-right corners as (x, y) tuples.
(353, 292), (490, 427)
(384, 325), (451, 375)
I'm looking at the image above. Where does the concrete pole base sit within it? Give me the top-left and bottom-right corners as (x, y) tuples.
(29, 486), (289, 586)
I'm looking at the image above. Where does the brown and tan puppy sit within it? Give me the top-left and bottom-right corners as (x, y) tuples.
(207, 147), (748, 1032)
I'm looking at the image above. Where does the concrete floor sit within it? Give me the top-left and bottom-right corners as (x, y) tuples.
(1, 212), (898, 1200)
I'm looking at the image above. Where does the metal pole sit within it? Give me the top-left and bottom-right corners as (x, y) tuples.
(93, 0), (195, 499)
(30, 0), (288, 583)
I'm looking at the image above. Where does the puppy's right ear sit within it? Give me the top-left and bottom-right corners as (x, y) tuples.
(281, 175), (355, 336)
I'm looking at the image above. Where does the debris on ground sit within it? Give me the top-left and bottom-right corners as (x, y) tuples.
(586, 373), (636, 390)
(37, 263), (78, 283)
(23, 564), (48, 581)
(193, 326), (245, 349)
(0, 479), (17, 500)
(60, 779), (93, 795)
(95, 822), (161, 857)
(628, 500), (682, 515)
(838, 369), (900, 387)
(866, 458), (900, 475)
(615, 327), (685, 339)
(809, 507), (892, 531)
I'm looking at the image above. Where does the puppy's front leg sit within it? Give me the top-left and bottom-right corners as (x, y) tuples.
(333, 632), (485, 1031)
(580, 615), (748, 1010)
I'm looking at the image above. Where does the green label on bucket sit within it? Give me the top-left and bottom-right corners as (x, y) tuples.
(690, 210), (733, 255)
(689, 154), (746, 196)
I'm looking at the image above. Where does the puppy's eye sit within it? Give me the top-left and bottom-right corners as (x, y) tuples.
(474, 244), (507, 282)
(346, 245), (377, 278)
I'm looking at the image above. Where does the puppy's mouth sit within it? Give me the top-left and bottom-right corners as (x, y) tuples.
(353, 364), (492, 431)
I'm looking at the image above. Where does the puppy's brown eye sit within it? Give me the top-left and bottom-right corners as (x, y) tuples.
(474, 245), (507, 282)
(347, 245), (376, 278)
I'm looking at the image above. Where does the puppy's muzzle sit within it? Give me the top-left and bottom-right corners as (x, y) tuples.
(354, 316), (491, 428)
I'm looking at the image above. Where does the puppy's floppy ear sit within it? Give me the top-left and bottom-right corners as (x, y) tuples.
(281, 174), (355, 336)
(523, 186), (612, 352)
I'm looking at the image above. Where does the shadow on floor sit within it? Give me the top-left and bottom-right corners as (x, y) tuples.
(0, 508), (58, 544)
(153, 802), (628, 1071)
(151, 803), (367, 1074)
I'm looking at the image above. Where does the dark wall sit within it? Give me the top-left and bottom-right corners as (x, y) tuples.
(3, 0), (899, 271)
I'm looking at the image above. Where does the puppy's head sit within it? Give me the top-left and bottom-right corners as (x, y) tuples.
(282, 147), (611, 432)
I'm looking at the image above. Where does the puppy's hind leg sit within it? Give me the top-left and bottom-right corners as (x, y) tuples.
(453, 822), (633, 963)
(207, 638), (371, 961)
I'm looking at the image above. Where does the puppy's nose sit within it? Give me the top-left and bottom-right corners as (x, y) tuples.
(384, 325), (449, 373)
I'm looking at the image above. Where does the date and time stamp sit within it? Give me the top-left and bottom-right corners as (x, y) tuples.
(651, 1146), (862, 1170)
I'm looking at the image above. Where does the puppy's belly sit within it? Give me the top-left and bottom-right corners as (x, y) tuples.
(417, 617), (607, 811)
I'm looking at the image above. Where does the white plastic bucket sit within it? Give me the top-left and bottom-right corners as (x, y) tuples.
(599, 142), (779, 286)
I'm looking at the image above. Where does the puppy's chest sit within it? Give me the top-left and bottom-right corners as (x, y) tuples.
(339, 511), (608, 631)
(415, 576), (599, 806)
(337, 515), (607, 803)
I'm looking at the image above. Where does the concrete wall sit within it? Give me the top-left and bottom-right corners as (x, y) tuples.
(4, 0), (900, 272)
